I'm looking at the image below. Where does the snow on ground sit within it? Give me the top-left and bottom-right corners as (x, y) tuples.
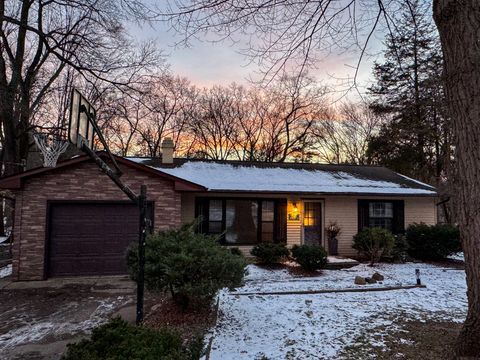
(448, 252), (464, 262)
(0, 264), (12, 278)
(327, 256), (357, 264)
(207, 263), (467, 359)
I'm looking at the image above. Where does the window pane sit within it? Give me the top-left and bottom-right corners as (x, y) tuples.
(262, 201), (274, 222)
(225, 200), (258, 244)
(209, 221), (222, 234)
(303, 203), (319, 226)
(262, 222), (273, 233)
(369, 202), (393, 218)
(369, 218), (393, 231)
(384, 203), (393, 218)
(209, 200), (223, 221)
(262, 231), (273, 243)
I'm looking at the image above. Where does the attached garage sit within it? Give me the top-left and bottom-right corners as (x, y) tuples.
(0, 153), (204, 281)
(47, 202), (143, 277)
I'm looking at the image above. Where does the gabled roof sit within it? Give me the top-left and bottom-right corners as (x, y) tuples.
(0, 152), (206, 192)
(127, 157), (437, 196)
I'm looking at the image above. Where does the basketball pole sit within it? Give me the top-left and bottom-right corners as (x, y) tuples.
(79, 116), (147, 325)
(136, 185), (147, 325)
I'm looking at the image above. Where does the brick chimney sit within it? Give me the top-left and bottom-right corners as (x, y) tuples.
(161, 137), (174, 164)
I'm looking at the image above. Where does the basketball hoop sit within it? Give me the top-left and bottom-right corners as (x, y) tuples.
(33, 133), (69, 167)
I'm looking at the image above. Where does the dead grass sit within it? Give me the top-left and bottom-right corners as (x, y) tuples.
(340, 316), (462, 360)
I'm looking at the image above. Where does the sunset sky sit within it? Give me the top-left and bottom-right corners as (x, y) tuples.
(129, 20), (385, 99)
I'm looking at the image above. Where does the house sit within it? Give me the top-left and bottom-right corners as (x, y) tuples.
(0, 140), (437, 281)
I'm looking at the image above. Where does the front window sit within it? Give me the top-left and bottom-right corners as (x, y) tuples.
(226, 200), (258, 244)
(303, 202), (320, 227)
(368, 202), (393, 230)
(261, 201), (275, 243)
(197, 198), (286, 244)
(208, 199), (223, 234)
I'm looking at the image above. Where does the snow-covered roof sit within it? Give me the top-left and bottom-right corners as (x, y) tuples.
(127, 157), (436, 196)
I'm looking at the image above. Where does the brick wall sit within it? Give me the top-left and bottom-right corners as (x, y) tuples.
(12, 160), (181, 281)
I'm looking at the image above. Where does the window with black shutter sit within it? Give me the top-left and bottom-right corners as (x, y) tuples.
(358, 200), (405, 234)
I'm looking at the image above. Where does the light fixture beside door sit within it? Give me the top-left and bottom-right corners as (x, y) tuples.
(288, 201), (300, 221)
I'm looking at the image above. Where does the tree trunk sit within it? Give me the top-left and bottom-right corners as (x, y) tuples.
(433, 0), (480, 356)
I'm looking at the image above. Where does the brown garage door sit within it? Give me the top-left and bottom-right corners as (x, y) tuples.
(48, 202), (142, 277)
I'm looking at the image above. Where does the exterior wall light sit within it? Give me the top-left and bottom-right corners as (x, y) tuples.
(288, 202), (300, 221)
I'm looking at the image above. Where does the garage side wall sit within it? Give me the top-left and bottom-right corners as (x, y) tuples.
(12, 161), (181, 281)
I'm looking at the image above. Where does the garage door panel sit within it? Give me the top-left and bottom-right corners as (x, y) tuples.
(48, 202), (145, 277)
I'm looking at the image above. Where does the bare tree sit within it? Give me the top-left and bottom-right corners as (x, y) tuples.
(254, 75), (328, 162)
(133, 75), (196, 157)
(183, 76), (328, 162)
(433, 1), (480, 354)
(165, 0), (480, 355)
(313, 102), (383, 164)
(187, 84), (243, 160)
(0, 0), (161, 175)
(103, 89), (145, 157)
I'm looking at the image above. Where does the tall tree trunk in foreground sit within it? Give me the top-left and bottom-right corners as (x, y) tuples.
(433, 0), (480, 356)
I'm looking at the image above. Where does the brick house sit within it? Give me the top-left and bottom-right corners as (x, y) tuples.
(0, 144), (437, 281)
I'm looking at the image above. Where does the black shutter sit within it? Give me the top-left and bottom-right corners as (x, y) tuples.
(358, 200), (369, 232)
(392, 200), (405, 234)
(195, 197), (209, 233)
(275, 199), (287, 244)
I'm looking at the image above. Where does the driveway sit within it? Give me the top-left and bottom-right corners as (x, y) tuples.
(0, 275), (136, 360)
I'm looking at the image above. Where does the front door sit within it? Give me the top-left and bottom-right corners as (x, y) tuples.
(303, 202), (322, 246)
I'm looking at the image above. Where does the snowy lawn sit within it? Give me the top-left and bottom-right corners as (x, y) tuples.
(207, 262), (467, 359)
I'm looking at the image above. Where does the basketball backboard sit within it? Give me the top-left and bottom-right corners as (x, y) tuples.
(66, 87), (147, 325)
(69, 88), (96, 149)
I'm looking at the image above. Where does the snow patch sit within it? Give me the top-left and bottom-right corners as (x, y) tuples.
(448, 252), (464, 262)
(0, 264), (12, 278)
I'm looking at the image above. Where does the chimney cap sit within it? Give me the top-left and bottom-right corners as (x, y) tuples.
(161, 137), (174, 148)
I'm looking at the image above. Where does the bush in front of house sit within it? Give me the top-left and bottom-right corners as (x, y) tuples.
(127, 222), (247, 309)
(406, 223), (461, 260)
(290, 244), (328, 271)
(388, 234), (409, 262)
(229, 247), (243, 256)
(250, 243), (290, 264)
(353, 227), (395, 265)
(62, 317), (202, 360)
